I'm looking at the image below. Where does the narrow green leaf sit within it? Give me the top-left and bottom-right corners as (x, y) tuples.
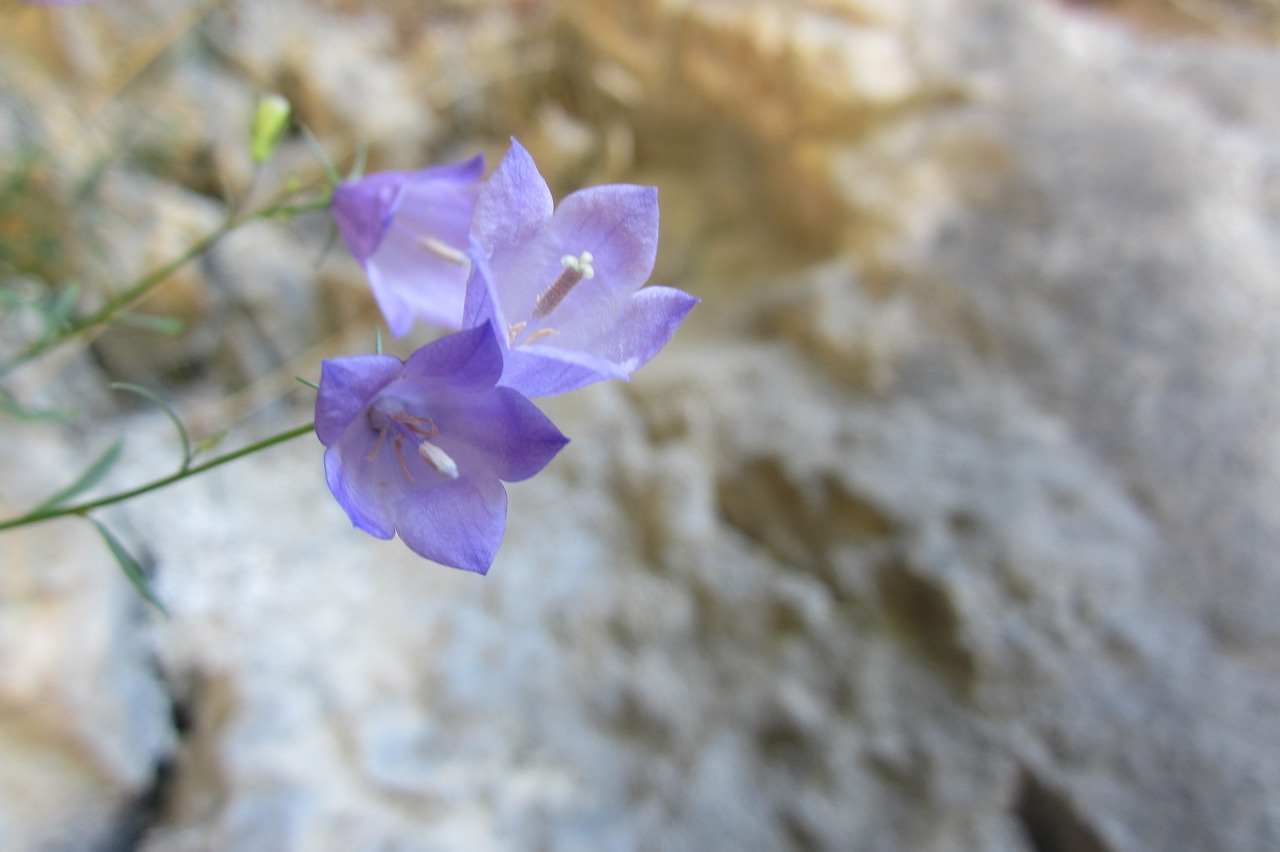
(348, 138), (369, 182)
(90, 518), (169, 617)
(49, 282), (80, 326)
(111, 382), (192, 470)
(312, 220), (339, 269)
(115, 312), (186, 336)
(0, 386), (74, 422)
(300, 124), (342, 187)
(32, 436), (124, 513)
(0, 286), (61, 336)
(296, 376), (320, 391)
(0, 287), (42, 312)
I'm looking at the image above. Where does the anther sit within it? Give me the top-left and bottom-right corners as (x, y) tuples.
(394, 412), (438, 438)
(418, 440), (460, 480)
(532, 251), (595, 320)
(418, 235), (468, 266)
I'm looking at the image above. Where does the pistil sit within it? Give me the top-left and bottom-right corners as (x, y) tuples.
(532, 251), (594, 320)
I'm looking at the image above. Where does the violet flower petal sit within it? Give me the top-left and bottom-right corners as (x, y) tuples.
(464, 249), (628, 396)
(332, 155), (484, 336)
(323, 440), (395, 539)
(463, 240), (512, 335)
(422, 385), (570, 482)
(548, 184), (659, 296)
(464, 139), (696, 397)
(315, 321), (568, 573)
(493, 333), (631, 400)
(574, 285), (700, 375)
(331, 175), (403, 263)
(470, 139), (553, 255)
(394, 475), (507, 574)
(315, 354), (403, 445)
(402, 321), (504, 389)
(497, 285), (697, 397)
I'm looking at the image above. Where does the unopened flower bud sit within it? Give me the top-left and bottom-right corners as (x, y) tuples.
(250, 93), (292, 165)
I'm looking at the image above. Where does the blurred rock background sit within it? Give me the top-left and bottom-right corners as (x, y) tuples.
(2, 0), (1280, 849)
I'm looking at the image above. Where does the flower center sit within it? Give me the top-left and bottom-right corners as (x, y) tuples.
(509, 251), (595, 346)
(366, 397), (460, 482)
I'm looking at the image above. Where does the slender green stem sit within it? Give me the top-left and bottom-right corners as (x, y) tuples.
(0, 422), (315, 532)
(0, 194), (331, 376)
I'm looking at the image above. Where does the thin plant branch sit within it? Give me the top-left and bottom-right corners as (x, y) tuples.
(0, 422), (315, 532)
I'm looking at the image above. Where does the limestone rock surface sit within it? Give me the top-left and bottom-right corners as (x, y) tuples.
(3, 0), (1280, 850)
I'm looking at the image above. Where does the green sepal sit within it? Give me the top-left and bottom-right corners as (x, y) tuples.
(347, 139), (368, 183)
(300, 125), (342, 187)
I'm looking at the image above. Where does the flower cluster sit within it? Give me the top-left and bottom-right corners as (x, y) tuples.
(320, 140), (697, 573)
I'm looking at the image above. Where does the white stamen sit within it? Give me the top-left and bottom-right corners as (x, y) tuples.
(418, 440), (460, 480)
(419, 236), (469, 266)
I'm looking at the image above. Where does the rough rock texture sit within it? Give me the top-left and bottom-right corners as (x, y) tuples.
(0, 424), (175, 851)
(4, 0), (1280, 850)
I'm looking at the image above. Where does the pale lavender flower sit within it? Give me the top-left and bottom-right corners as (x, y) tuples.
(331, 155), (484, 336)
(315, 322), (568, 573)
(464, 140), (697, 397)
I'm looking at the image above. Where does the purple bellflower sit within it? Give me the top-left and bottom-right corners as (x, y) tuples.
(464, 139), (698, 397)
(332, 155), (485, 337)
(315, 322), (569, 574)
